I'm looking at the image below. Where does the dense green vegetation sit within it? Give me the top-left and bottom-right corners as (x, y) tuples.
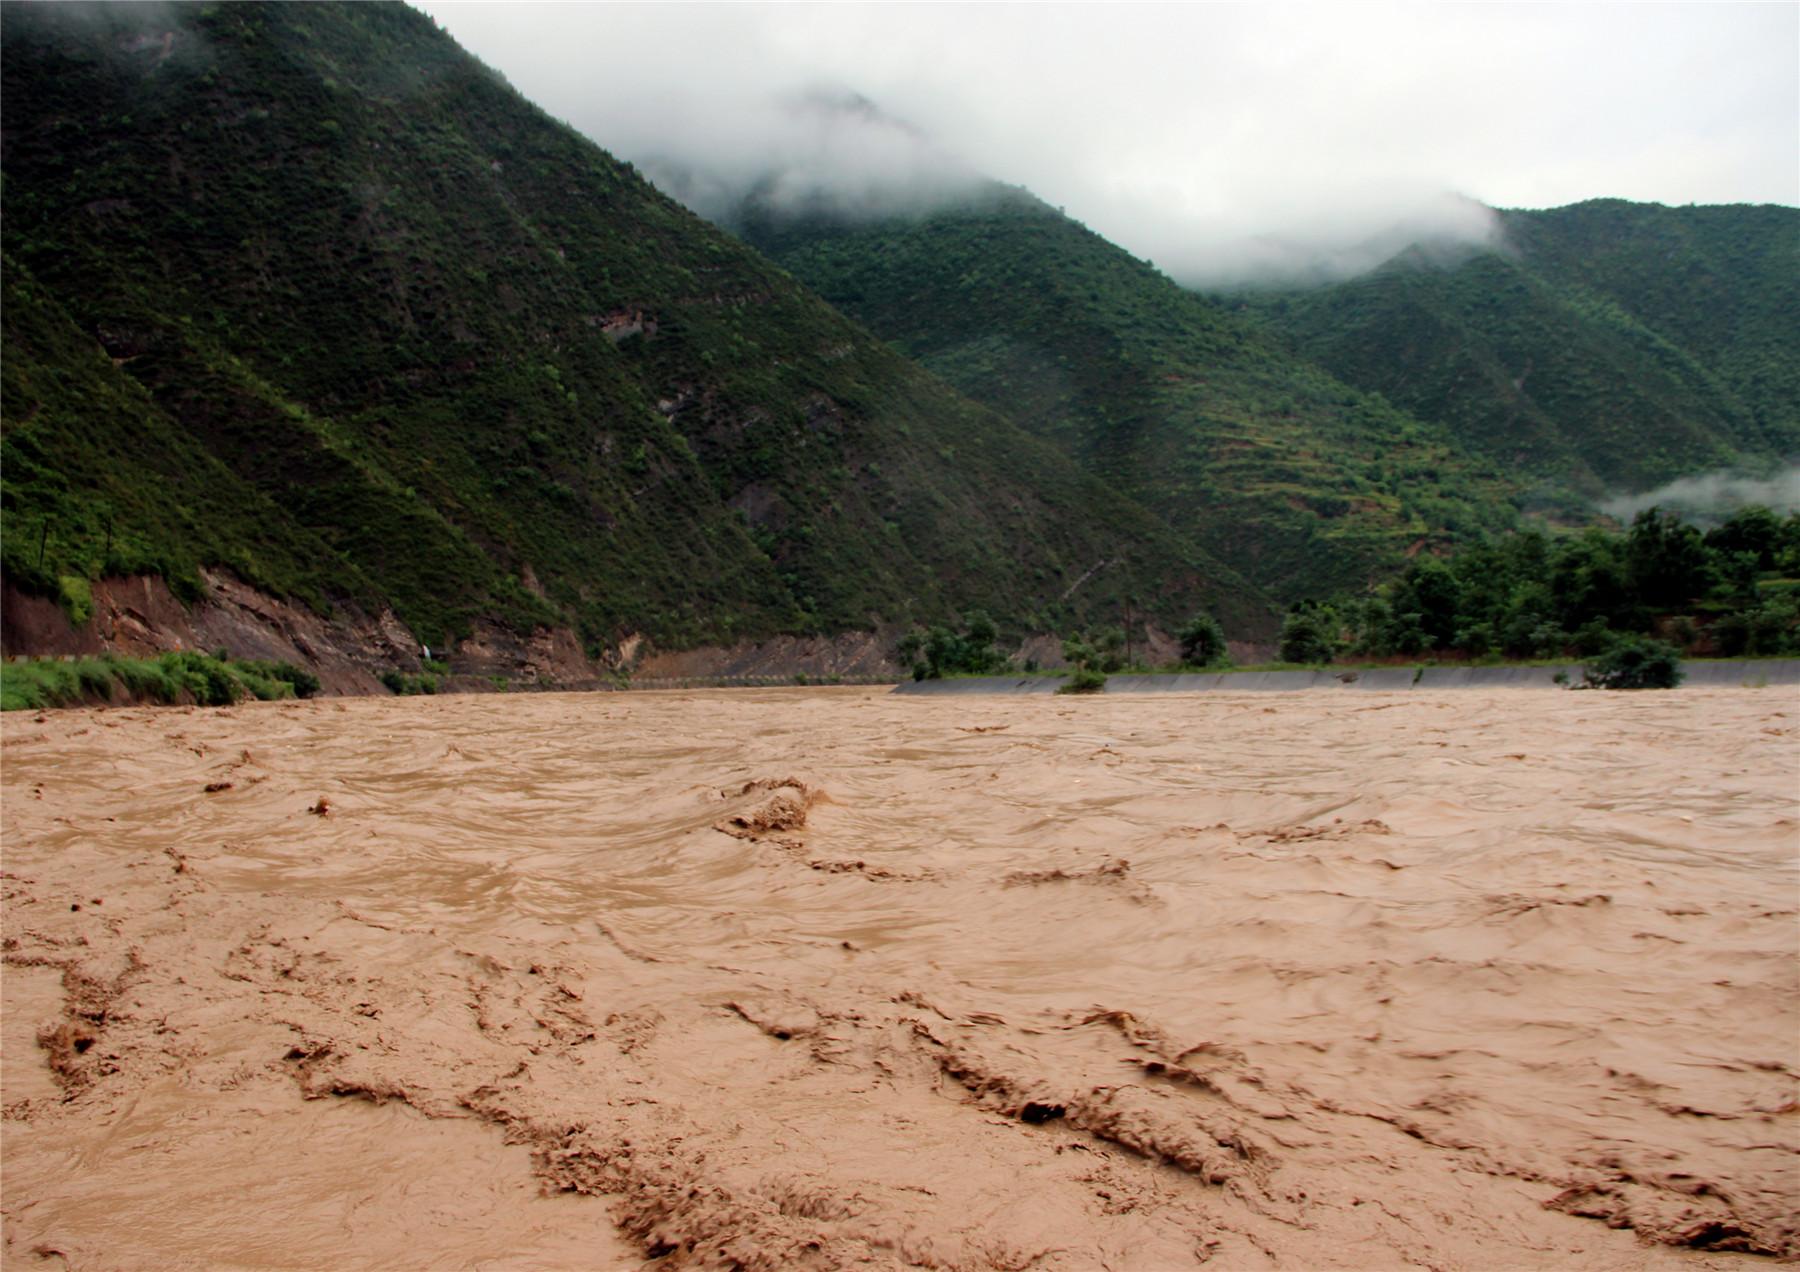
(1583, 637), (1684, 690)
(897, 611), (1011, 680)
(0, 651), (319, 710)
(1286, 505), (1800, 663)
(1177, 611), (1229, 667)
(1240, 202), (1799, 500)
(737, 185), (1523, 603)
(9, 4), (1789, 676)
(1055, 650), (1109, 694)
(1, 1), (1270, 655)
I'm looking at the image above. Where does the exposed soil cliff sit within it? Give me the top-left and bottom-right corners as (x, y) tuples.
(1, 572), (910, 696)
(1, 572), (602, 696)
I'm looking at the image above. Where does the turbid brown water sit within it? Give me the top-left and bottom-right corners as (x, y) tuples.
(3, 686), (1796, 1270)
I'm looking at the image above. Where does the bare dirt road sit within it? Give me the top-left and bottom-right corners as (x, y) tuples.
(4, 686), (1795, 1269)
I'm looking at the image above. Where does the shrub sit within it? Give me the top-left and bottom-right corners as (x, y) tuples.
(903, 611), (1009, 679)
(381, 670), (438, 695)
(1085, 627), (1126, 674)
(57, 575), (93, 626)
(229, 665), (296, 701)
(1057, 666), (1107, 695)
(0, 651), (314, 710)
(1452, 621), (1495, 658)
(1583, 637), (1683, 690)
(1277, 609), (1337, 664)
(1057, 634), (1111, 693)
(258, 661), (322, 698)
(1177, 612), (1228, 667)
(1570, 618), (1615, 657)
(159, 651), (244, 705)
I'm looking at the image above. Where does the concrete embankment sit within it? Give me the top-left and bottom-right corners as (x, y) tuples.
(893, 660), (1800, 695)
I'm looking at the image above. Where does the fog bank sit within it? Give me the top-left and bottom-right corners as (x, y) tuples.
(1600, 463), (1800, 525)
(418, 3), (1797, 289)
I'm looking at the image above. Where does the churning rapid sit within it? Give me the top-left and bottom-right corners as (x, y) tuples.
(3, 687), (1795, 1269)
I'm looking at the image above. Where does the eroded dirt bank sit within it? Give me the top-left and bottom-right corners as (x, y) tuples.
(2, 574), (912, 695)
(3, 687), (1795, 1270)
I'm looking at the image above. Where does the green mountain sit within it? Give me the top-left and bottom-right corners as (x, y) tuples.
(0, 0), (1274, 654)
(1239, 200), (1799, 502)
(736, 185), (1524, 603)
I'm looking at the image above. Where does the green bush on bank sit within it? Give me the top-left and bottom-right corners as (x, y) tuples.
(1583, 637), (1685, 690)
(1177, 611), (1230, 668)
(0, 651), (322, 710)
(1056, 629), (1123, 694)
(899, 611), (1011, 680)
(1277, 607), (1339, 665)
(380, 670), (439, 696)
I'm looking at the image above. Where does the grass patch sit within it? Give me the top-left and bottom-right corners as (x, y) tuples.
(0, 652), (319, 710)
(379, 670), (439, 696)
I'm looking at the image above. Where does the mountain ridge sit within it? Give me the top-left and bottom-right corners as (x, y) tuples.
(1237, 198), (1799, 503)
(735, 181), (1526, 602)
(0, 0), (1274, 675)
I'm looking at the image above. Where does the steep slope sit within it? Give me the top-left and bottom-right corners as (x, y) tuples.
(2, 258), (381, 618)
(738, 186), (1523, 602)
(1243, 200), (1799, 501)
(0, 0), (1271, 657)
(1504, 200), (1800, 452)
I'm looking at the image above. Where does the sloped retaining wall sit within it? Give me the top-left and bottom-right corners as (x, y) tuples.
(893, 660), (1800, 696)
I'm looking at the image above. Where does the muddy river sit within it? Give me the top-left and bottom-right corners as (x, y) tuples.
(3, 686), (1795, 1269)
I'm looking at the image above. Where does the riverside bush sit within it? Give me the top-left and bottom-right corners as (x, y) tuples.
(1583, 637), (1684, 690)
(1056, 632), (1114, 694)
(1277, 608), (1338, 664)
(1178, 611), (1229, 667)
(900, 611), (1009, 680)
(0, 651), (302, 709)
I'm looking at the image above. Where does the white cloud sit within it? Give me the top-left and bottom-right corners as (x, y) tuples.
(417, 1), (1799, 285)
(1600, 464), (1800, 524)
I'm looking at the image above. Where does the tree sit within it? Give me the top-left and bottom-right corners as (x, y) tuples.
(1057, 635), (1109, 693)
(1705, 506), (1781, 572)
(1583, 637), (1683, 689)
(1388, 557), (1462, 649)
(1087, 626), (1127, 673)
(1550, 528), (1632, 631)
(1625, 507), (1710, 611)
(902, 611), (1009, 680)
(1177, 611), (1228, 667)
(1278, 608), (1338, 664)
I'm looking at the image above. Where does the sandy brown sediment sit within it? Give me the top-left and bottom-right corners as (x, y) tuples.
(3, 686), (1797, 1269)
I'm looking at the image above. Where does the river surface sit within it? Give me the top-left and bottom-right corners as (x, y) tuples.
(3, 686), (1796, 1269)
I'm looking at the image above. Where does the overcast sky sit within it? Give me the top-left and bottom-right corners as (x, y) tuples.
(417, 2), (1799, 286)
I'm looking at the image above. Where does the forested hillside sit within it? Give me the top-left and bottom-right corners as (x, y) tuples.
(738, 185), (1524, 602)
(1241, 200), (1799, 501)
(1, 1), (1272, 656)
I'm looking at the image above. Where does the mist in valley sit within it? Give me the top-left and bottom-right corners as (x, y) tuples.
(1601, 462), (1800, 525)
(420, 2), (1796, 288)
